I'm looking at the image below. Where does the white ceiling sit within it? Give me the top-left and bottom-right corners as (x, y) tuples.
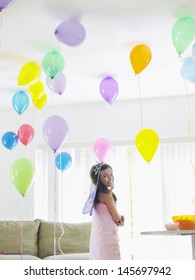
(0, 0), (195, 108)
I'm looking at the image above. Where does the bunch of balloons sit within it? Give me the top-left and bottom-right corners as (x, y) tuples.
(17, 61), (47, 110)
(1, 123), (34, 150)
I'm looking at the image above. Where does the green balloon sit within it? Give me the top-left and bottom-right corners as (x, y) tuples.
(172, 16), (195, 55)
(42, 50), (65, 79)
(10, 158), (35, 196)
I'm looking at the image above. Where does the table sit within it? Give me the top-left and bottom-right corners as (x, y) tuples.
(141, 230), (195, 260)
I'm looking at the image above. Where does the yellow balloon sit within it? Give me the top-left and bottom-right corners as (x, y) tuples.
(18, 61), (41, 86)
(28, 80), (44, 100)
(32, 93), (47, 109)
(135, 128), (159, 163)
(130, 44), (152, 74)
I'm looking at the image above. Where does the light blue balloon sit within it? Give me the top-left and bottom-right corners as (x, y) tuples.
(192, 43), (195, 60)
(55, 152), (72, 171)
(12, 90), (29, 115)
(2, 131), (18, 150)
(181, 58), (195, 84)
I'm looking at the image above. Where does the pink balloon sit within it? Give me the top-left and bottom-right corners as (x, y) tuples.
(42, 115), (68, 152)
(18, 124), (34, 146)
(0, 0), (16, 10)
(99, 76), (119, 104)
(54, 18), (86, 47)
(93, 138), (112, 162)
(46, 73), (66, 95)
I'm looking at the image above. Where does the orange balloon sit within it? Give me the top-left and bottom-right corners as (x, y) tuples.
(130, 44), (152, 74)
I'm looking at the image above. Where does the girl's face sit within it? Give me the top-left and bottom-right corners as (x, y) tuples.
(100, 167), (114, 188)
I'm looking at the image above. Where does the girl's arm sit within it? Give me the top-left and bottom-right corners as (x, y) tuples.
(102, 193), (124, 226)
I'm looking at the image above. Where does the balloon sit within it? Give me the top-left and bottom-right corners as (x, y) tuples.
(18, 61), (41, 86)
(99, 76), (119, 104)
(0, 0), (16, 10)
(2, 131), (18, 150)
(42, 115), (69, 152)
(18, 124), (34, 146)
(93, 138), (112, 162)
(46, 73), (66, 95)
(32, 93), (47, 109)
(181, 58), (195, 84)
(54, 18), (86, 47)
(42, 50), (65, 79)
(130, 44), (152, 74)
(10, 158), (35, 196)
(28, 80), (44, 100)
(172, 16), (195, 55)
(192, 43), (195, 60)
(135, 128), (159, 163)
(12, 90), (29, 115)
(55, 152), (72, 171)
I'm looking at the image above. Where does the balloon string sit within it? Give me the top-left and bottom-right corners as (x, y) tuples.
(137, 75), (144, 128)
(53, 153), (57, 255)
(58, 222), (65, 254)
(184, 81), (195, 175)
(127, 147), (134, 259)
(20, 196), (24, 260)
(0, 11), (3, 52)
(184, 81), (195, 209)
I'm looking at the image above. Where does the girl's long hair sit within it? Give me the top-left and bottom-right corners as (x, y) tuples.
(90, 162), (117, 203)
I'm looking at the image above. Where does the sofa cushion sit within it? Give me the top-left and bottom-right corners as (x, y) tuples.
(43, 253), (89, 260)
(0, 254), (40, 260)
(38, 220), (91, 258)
(0, 220), (40, 257)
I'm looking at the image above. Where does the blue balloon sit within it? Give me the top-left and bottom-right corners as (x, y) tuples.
(12, 90), (29, 115)
(55, 152), (72, 171)
(2, 131), (18, 150)
(181, 58), (195, 84)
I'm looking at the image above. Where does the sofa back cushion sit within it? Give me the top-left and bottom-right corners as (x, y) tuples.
(38, 220), (91, 258)
(0, 220), (40, 256)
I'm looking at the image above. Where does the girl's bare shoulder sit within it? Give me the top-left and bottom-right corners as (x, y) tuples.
(98, 192), (112, 204)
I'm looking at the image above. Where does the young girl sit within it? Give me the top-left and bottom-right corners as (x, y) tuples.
(89, 162), (124, 260)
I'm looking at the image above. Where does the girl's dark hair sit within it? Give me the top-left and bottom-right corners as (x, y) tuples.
(90, 162), (117, 203)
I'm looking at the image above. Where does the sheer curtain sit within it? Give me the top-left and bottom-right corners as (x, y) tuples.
(34, 140), (195, 259)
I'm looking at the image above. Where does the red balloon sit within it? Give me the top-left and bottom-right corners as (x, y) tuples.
(18, 124), (34, 146)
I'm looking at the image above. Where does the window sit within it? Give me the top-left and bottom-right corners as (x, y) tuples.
(34, 140), (195, 259)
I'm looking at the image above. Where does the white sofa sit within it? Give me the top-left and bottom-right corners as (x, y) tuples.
(0, 219), (91, 260)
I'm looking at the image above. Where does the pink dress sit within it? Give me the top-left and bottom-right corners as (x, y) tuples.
(89, 203), (121, 260)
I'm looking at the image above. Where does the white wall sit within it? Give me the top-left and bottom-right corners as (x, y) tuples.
(0, 94), (195, 220)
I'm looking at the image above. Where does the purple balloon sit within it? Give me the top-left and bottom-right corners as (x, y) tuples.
(54, 18), (86, 47)
(99, 76), (119, 104)
(0, 0), (16, 10)
(42, 115), (69, 152)
(46, 73), (66, 95)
